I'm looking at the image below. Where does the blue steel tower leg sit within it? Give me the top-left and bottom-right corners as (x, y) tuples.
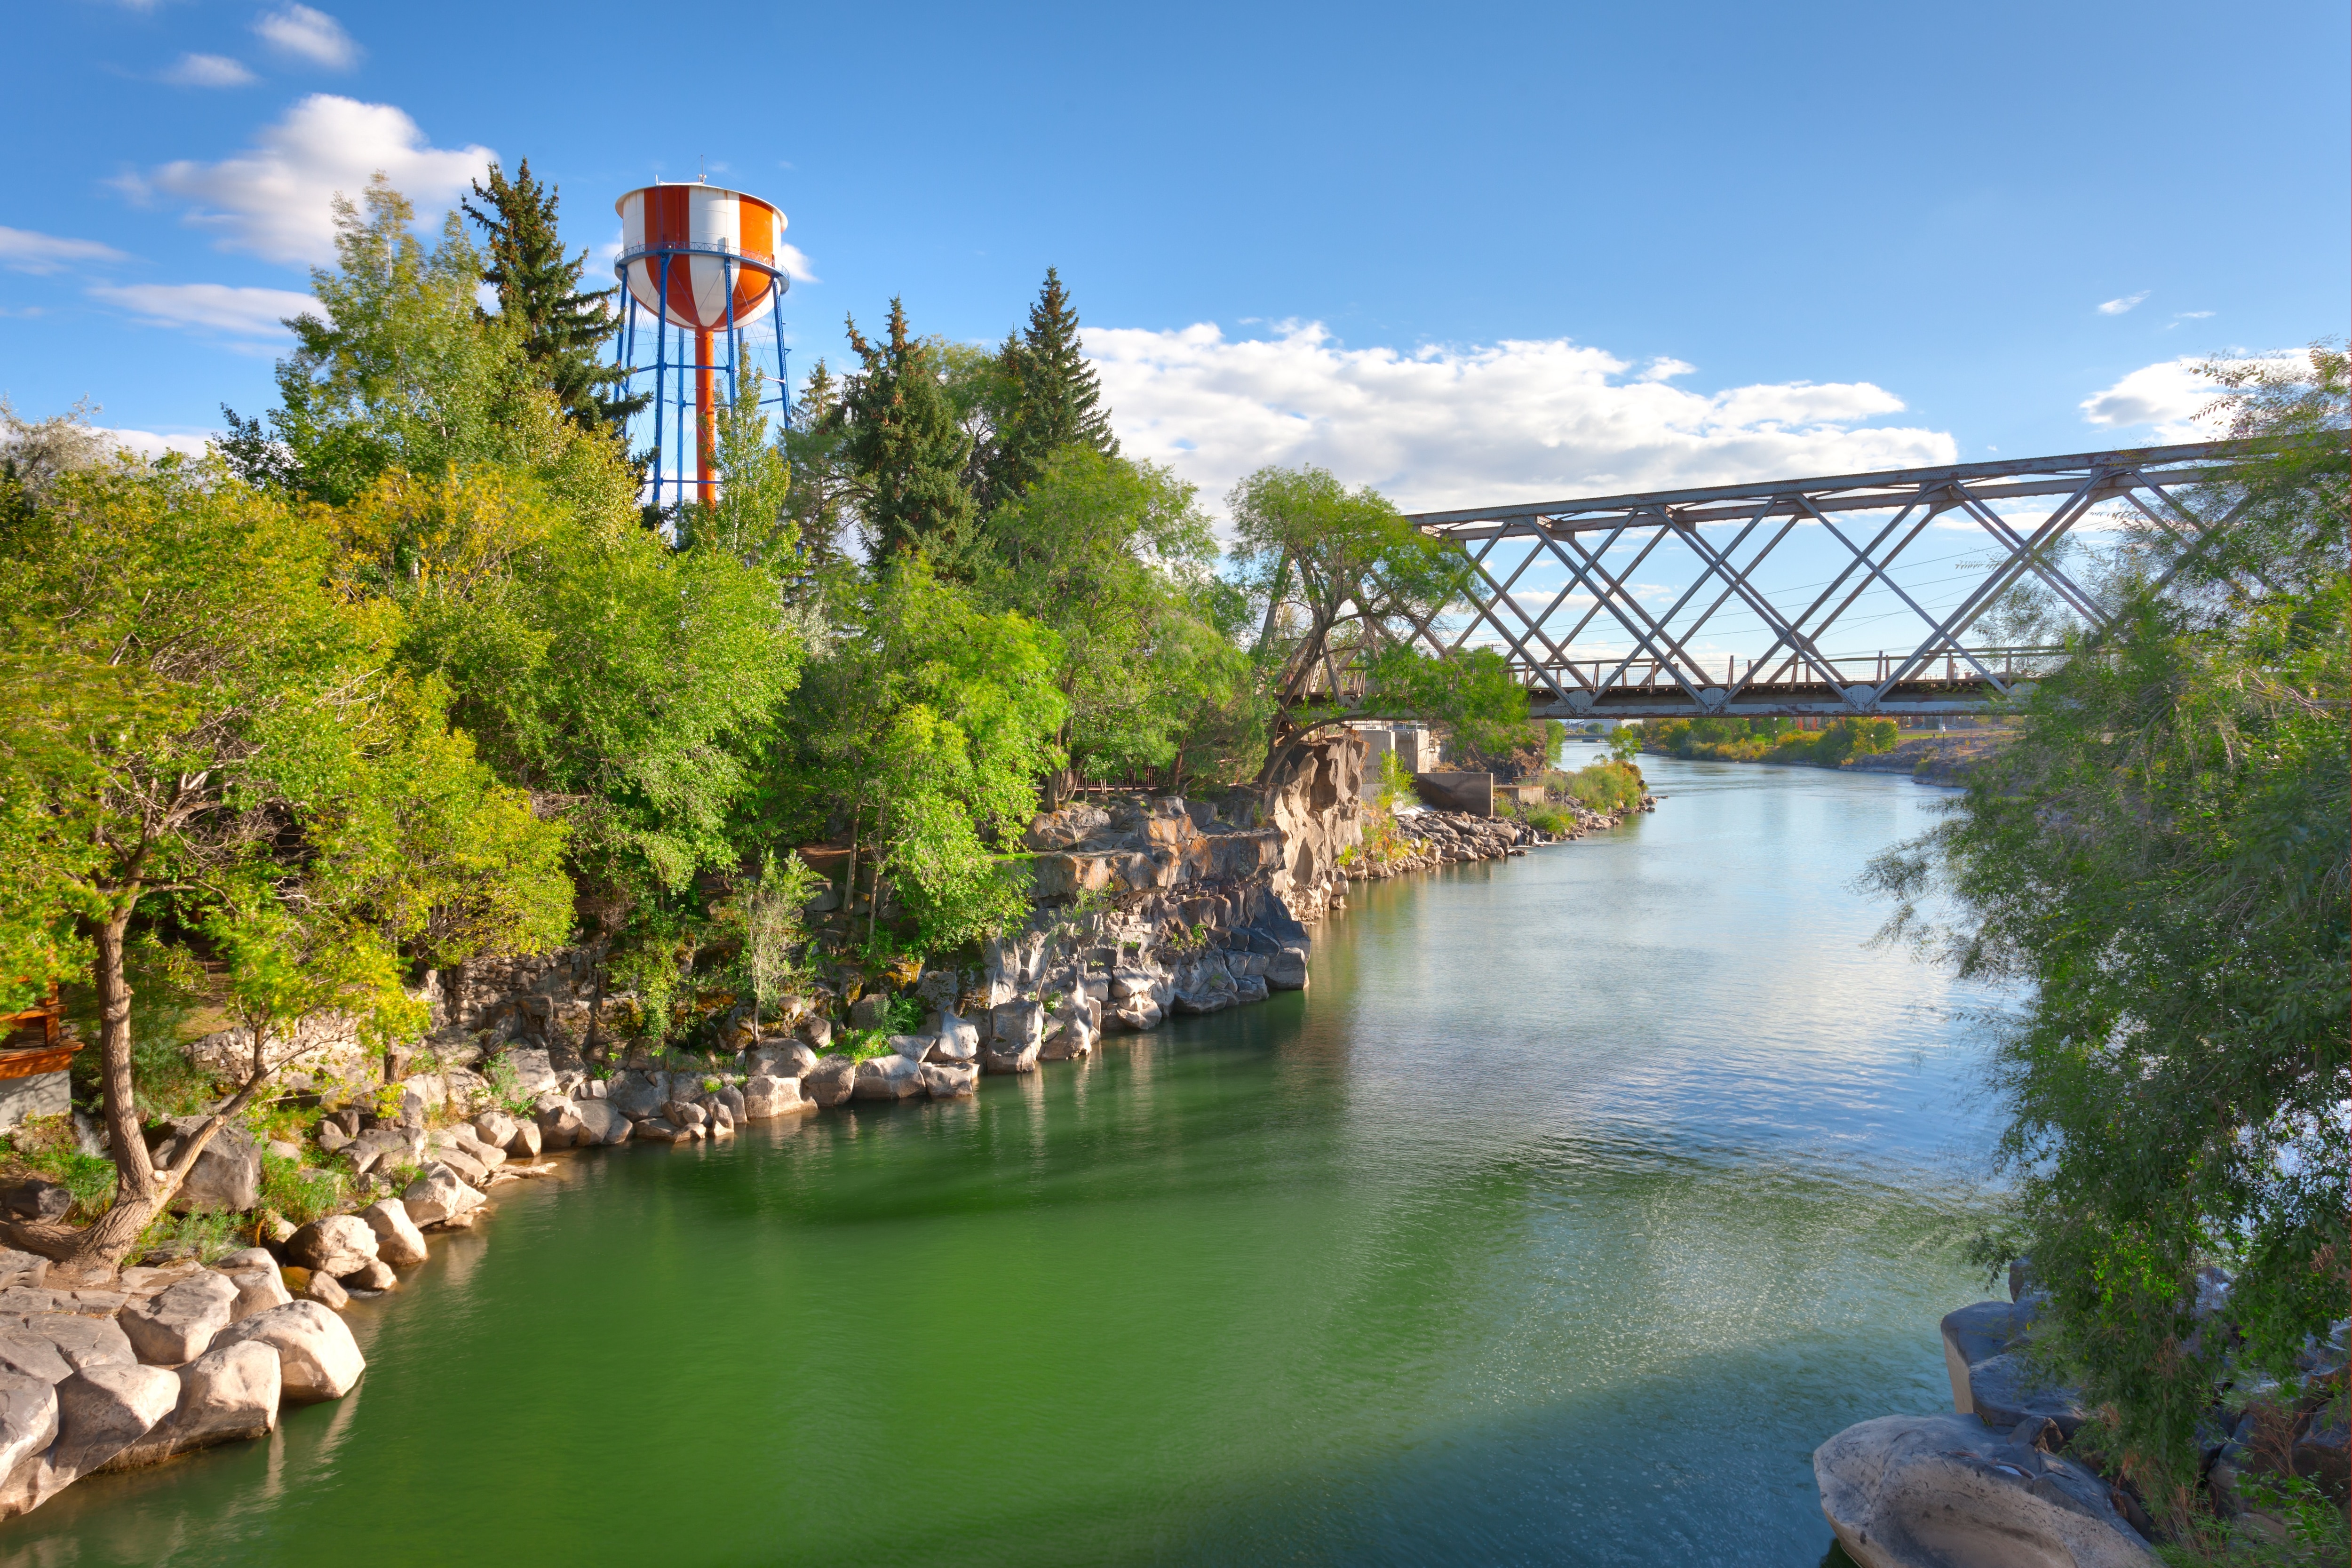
(654, 254), (674, 516)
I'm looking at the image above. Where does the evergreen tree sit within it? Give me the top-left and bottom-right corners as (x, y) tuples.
(462, 159), (642, 432)
(978, 268), (1118, 512)
(839, 299), (977, 568)
(784, 358), (851, 565)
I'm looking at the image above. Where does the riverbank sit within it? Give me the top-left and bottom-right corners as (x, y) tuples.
(0, 734), (1652, 1528)
(1645, 729), (2009, 785)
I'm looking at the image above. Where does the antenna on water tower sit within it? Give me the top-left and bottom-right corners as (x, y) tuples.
(609, 180), (792, 521)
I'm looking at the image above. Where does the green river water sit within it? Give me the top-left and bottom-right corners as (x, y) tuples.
(0, 756), (1999, 1567)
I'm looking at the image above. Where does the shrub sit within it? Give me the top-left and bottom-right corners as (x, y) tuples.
(1564, 759), (1645, 813)
(4, 1117), (120, 1222)
(258, 1152), (346, 1226)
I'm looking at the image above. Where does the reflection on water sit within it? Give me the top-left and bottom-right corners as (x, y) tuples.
(0, 758), (1996, 1567)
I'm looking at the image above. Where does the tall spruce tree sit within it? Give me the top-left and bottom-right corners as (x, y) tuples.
(839, 300), (977, 567)
(978, 268), (1118, 512)
(462, 160), (642, 432)
(784, 359), (851, 565)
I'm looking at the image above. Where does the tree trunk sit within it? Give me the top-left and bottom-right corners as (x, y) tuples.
(68, 914), (164, 1271)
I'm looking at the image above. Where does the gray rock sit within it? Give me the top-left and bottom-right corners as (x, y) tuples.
(119, 1270), (238, 1367)
(1040, 1011), (1095, 1060)
(0, 1373), (57, 1507)
(852, 1054), (924, 1100)
(403, 1162), (485, 1227)
(604, 1070), (665, 1121)
(424, 1143), (492, 1186)
(500, 1048), (558, 1096)
(104, 1339), (279, 1470)
(1268, 947), (1309, 990)
(0, 1327), (73, 1384)
(210, 1300), (364, 1402)
(929, 1009), (980, 1064)
(215, 1248), (275, 1272)
(0, 1180), (70, 1223)
(666, 1098), (709, 1129)
(287, 1215), (380, 1279)
(1968, 1351), (2088, 1439)
(990, 1000), (1044, 1054)
(698, 1094), (737, 1131)
(752, 1041), (819, 1079)
(23, 1313), (134, 1374)
(473, 1110), (519, 1149)
(1815, 1412), (2151, 1568)
(1232, 973), (1271, 1004)
(148, 1119), (261, 1213)
(502, 1118), (542, 1158)
(35, 1362), (179, 1499)
(343, 1126), (418, 1177)
(889, 1033), (932, 1063)
(316, 1120), (351, 1153)
(222, 1268), (292, 1323)
(534, 1098), (587, 1149)
(0, 1252), (46, 1290)
(849, 994), (891, 1030)
(741, 1075), (806, 1120)
(921, 1062), (977, 1098)
(342, 1260), (397, 1292)
(795, 1017), (833, 1051)
(803, 1056), (858, 1108)
(574, 1098), (629, 1146)
(359, 1199), (429, 1268)
(633, 1119), (682, 1144)
(982, 1035), (1042, 1075)
(298, 1271), (349, 1311)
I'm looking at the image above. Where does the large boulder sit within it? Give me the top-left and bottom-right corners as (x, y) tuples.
(210, 1301), (365, 1403)
(535, 1097), (588, 1149)
(0, 1252), (48, 1291)
(23, 1313), (134, 1374)
(889, 1033), (933, 1063)
(921, 1062), (977, 1099)
(929, 1010), (980, 1065)
(982, 1035), (1042, 1075)
(852, 1054), (924, 1101)
(502, 1119), (543, 1159)
(287, 1215), (381, 1279)
(103, 1339), (279, 1470)
(574, 1098), (630, 1146)
(120, 1270), (238, 1367)
(148, 1119), (261, 1214)
(991, 1000), (1043, 1054)
(1939, 1300), (2082, 1435)
(752, 1041), (819, 1079)
(1268, 947), (1310, 990)
(604, 1070), (666, 1121)
(222, 1268), (292, 1323)
(741, 1075), (806, 1120)
(472, 1109), (519, 1150)
(803, 1056), (858, 1108)
(359, 1199), (429, 1268)
(19, 1363), (180, 1508)
(0, 1327), (72, 1385)
(0, 1374), (57, 1504)
(424, 1142), (493, 1187)
(1815, 1412), (2151, 1568)
(403, 1162), (486, 1227)
(1041, 1009), (1096, 1061)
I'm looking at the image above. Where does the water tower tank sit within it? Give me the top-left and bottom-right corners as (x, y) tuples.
(611, 182), (794, 514)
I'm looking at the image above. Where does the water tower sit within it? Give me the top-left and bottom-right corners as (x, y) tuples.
(611, 181), (793, 513)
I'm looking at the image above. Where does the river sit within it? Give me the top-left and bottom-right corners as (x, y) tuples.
(0, 756), (2002, 1567)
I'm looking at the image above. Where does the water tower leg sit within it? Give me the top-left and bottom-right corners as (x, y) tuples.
(696, 327), (716, 504)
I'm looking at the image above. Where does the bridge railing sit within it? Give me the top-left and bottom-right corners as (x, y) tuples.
(1494, 645), (2071, 695)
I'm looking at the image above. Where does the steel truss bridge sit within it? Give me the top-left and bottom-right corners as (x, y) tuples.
(1400, 440), (2265, 721)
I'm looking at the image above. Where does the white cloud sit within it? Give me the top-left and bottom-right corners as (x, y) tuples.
(253, 5), (360, 70)
(1087, 322), (1954, 514)
(88, 281), (318, 337)
(2097, 291), (2151, 316)
(2079, 358), (2221, 441)
(128, 95), (493, 264)
(163, 53), (257, 87)
(776, 243), (819, 285)
(101, 427), (215, 460)
(2176, 310), (2214, 319)
(0, 227), (131, 275)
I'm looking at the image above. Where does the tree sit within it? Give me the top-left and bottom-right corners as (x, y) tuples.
(1226, 464), (1528, 778)
(778, 559), (1066, 953)
(0, 453), (569, 1268)
(692, 368), (795, 566)
(783, 359), (852, 565)
(1865, 345), (2348, 1527)
(220, 175), (636, 525)
(977, 268), (1117, 512)
(838, 299), (978, 568)
(977, 447), (1243, 795)
(462, 159), (641, 433)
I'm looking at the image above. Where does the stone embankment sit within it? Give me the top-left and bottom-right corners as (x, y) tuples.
(1814, 1268), (2349, 1567)
(0, 731), (1663, 1523)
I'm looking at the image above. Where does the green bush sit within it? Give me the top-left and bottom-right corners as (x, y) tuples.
(1564, 760), (1645, 813)
(258, 1152), (346, 1226)
(1522, 803), (1576, 835)
(4, 1115), (118, 1222)
(834, 1028), (898, 1062)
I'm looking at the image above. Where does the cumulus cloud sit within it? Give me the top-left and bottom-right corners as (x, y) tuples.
(88, 281), (318, 337)
(127, 95), (493, 264)
(2097, 291), (2151, 316)
(2079, 358), (2222, 441)
(102, 427), (215, 460)
(0, 227), (131, 275)
(163, 53), (257, 87)
(254, 5), (361, 69)
(1087, 322), (1955, 514)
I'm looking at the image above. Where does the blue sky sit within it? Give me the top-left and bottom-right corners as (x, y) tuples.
(4, 0), (2346, 660)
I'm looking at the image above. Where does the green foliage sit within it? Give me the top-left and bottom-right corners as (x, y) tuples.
(1644, 715), (1897, 765)
(1562, 759), (1645, 814)
(462, 159), (639, 432)
(135, 1208), (243, 1265)
(838, 298), (979, 568)
(481, 1054), (539, 1118)
(691, 368), (796, 565)
(257, 1151), (346, 1227)
(977, 268), (1119, 511)
(1866, 347), (2349, 1521)
(1607, 724), (1644, 762)
(4, 1117), (118, 1222)
(834, 1028), (897, 1062)
(734, 850), (822, 1033)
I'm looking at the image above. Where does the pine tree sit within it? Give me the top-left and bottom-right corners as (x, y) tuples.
(462, 160), (642, 432)
(840, 299), (977, 568)
(978, 268), (1118, 512)
(783, 358), (851, 564)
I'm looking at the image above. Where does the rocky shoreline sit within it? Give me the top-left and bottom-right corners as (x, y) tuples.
(0, 732), (1659, 1526)
(1814, 1273), (2349, 1566)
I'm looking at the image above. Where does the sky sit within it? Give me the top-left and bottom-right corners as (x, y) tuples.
(4, 0), (2346, 660)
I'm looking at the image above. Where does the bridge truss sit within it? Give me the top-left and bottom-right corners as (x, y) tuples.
(1401, 440), (2265, 720)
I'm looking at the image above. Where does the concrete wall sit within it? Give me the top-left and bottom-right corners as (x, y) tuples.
(1412, 772), (1494, 816)
(0, 1072), (70, 1133)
